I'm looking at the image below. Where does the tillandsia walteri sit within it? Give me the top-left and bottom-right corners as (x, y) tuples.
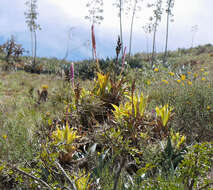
(91, 24), (96, 60)
(91, 24), (100, 72)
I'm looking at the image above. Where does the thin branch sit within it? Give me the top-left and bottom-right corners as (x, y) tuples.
(14, 167), (53, 190)
(55, 161), (77, 190)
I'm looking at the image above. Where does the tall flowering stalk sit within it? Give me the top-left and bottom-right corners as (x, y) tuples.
(70, 62), (75, 88)
(91, 24), (96, 59)
(121, 46), (127, 72)
(91, 24), (100, 71)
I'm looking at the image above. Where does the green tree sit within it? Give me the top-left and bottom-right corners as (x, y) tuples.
(163, 0), (175, 64)
(148, 0), (163, 67)
(127, 0), (143, 60)
(85, 0), (104, 60)
(113, 0), (125, 58)
(0, 35), (25, 69)
(24, 0), (41, 72)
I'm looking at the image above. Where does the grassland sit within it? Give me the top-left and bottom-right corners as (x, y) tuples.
(0, 45), (212, 189)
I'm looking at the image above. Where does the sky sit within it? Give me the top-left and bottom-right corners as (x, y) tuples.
(0, 0), (212, 61)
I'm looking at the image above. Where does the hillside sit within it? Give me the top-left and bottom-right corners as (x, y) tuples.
(0, 45), (213, 189)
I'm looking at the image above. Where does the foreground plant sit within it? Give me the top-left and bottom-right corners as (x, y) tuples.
(112, 90), (148, 121)
(156, 104), (173, 127)
(52, 122), (80, 163)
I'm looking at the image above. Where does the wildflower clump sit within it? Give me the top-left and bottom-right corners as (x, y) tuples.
(187, 80), (192, 85)
(180, 74), (186, 81)
(38, 84), (48, 103)
(2, 135), (7, 140)
(154, 68), (159, 72)
(171, 131), (186, 149)
(147, 80), (151, 86)
(162, 79), (169, 84)
(193, 73), (198, 79)
(42, 84), (48, 90)
(177, 79), (181, 83)
(168, 72), (175, 76)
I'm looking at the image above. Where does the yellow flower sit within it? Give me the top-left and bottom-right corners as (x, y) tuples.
(162, 80), (169, 84)
(42, 85), (48, 90)
(177, 79), (181, 83)
(200, 68), (204, 72)
(207, 106), (211, 110)
(187, 71), (191, 75)
(194, 73), (198, 78)
(201, 77), (206, 81)
(2, 135), (7, 140)
(168, 72), (175, 76)
(181, 74), (186, 81)
(177, 135), (186, 149)
(187, 80), (192, 85)
(147, 80), (151, 85)
(204, 72), (209, 76)
(186, 101), (191, 105)
(154, 68), (159, 72)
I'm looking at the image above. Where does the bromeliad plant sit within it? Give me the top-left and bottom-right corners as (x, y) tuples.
(93, 72), (110, 96)
(52, 122), (80, 147)
(112, 90), (148, 122)
(150, 104), (174, 139)
(155, 104), (173, 127)
(74, 170), (91, 190)
(92, 70), (127, 112)
(171, 131), (186, 149)
(52, 122), (80, 163)
(155, 104), (173, 136)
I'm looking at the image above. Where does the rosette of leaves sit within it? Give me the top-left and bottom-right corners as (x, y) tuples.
(92, 72), (127, 111)
(52, 122), (80, 163)
(112, 91), (148, 123)
(153, 104), (174, 138)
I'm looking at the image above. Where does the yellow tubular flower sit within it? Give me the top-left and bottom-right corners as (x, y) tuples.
(42, 85), (48, 90)
(2, 135), (7, 140)
(181, 74), (186, 81)
(194, 73), (198, 78)
(162, 80), (169, 84)
(168, 72), (175, 76)
(187, 80), (192, 85)
(147, 80), (151, 85)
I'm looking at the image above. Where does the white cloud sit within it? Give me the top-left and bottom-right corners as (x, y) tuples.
(0, 0), (213, 60)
